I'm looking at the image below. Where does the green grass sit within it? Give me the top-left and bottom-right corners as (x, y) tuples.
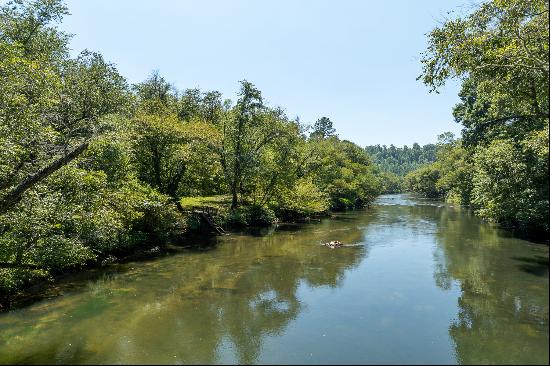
(179, 195), (231, 209)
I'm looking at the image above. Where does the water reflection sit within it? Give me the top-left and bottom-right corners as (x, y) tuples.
(0, 195), (547, 364)
(0, 214), (370, 364)
(429, 201), (549, 365)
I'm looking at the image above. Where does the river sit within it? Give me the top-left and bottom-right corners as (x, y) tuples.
(0, 194), (548, 364)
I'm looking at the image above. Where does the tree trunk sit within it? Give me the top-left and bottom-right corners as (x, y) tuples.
(231, 182), (238, 209)
(0, 142), (89, 214)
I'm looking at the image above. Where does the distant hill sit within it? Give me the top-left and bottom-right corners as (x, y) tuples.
(365, 143), (436, 176)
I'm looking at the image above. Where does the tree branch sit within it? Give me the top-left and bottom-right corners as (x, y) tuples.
(0, 142), (89, 214)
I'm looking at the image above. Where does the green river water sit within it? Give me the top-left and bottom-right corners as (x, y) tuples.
(0, 194), (548, 364)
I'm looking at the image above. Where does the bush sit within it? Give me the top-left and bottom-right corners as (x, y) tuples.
(224, 205), (276, 227)
(273, 179), (330, 220)
(378, 171), (402, 194)
(0, 164), (184, 297)
(471, 130), (549, 234)
(404, 164), (444, 198)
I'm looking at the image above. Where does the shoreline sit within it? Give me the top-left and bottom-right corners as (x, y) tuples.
(0, 207), (355, 312)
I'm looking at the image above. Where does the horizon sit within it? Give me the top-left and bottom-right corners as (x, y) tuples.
(55, 0), (470, 147)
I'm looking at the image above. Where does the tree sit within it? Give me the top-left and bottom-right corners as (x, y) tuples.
(178, 88), (202, 122)
(307, 138), (380, 210)
(219, 81), (265, 209)
(416, 0), (549, 236)
(0, 0), (129, 214)
(132, 109), (220, 201)
(365, 142), (436, 176)
(404, 164), (443, 198)
(134, 70), (174, 106)
(202, 91), (223, 124)
(310, 117), (336, 139)
(471, 128), (548, 234)
(420, 0), (549, 144)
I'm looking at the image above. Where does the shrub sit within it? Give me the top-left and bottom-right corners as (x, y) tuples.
(471, 130), (549, 234)
(224, 205), (276, 227)
(274, 179), (330, 220)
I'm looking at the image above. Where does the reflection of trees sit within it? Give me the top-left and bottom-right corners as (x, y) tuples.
(0, 214), (369, 364)
(430, 204), (549, 364)
(371, 197), (549, 363)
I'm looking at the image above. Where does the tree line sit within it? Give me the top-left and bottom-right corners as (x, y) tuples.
(405, 0), (549, 238)
(365, 143), (436, 176)
(365, 143), (437, 193)
(0, 0), (382, 299)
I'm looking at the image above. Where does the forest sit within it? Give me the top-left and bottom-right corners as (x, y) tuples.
(0, 0), (382, 299)
(365, 143), (436, 193)
(0, 0), (548, 303)
(365, 143), (436, 176)
(404, 0), (549, 238)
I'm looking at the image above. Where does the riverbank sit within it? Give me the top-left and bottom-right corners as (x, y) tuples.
(0, 198), (353, 311)
(400, 191), (550, 244)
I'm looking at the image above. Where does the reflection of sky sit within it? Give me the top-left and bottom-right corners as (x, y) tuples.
(254, 205), (462, 364)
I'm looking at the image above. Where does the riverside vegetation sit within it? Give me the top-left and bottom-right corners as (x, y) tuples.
(404, 0), (549, 239)
(0, 0), (548, 306)
(0, 0), (381, 303)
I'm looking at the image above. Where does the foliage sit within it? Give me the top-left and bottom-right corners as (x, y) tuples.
(273, 178), (330, 220)
(0, 0), (130, 215)
(404, 164), (443, 199)
(365, 143), (436, 176)
(224, 205), (276, 227)
(0, 0), (384, 298)
(471, 128), (548, 234)
(420, 0), (548, 145)
(308, 138), (381, 210)
(310, 117), (336, 140)
(414, 0), (549, 236)
(433, 133), (474, 205)
(376, 171), (402, 194)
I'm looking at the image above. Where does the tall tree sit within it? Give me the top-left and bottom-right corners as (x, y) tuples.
(419, 0), (549, 144)
(0, 0), (129, 214)
(219, 81), (264, 209)
(310, 116), (336, 139)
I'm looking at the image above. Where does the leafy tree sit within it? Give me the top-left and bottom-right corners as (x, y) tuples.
(219, 81), (265, 209)
(377, 171), (402, 194)
(201, 91), (223, 124)
(0, 0), (163, 296)
(471, 128), (548, 234)
(307, 138), (380, 210)
(404, 164), (443, 199)
(134, 70), (174, 107)
(420, 0), (549, 145)
(178, 88), (203, 122)
(434, 134), (473, 205)
(414, 0), (549, 236)
(0, 1), (130, 214)
(132, 109), (220, 201)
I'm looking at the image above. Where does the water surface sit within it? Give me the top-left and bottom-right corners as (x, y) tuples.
(0, 194), (548, 364)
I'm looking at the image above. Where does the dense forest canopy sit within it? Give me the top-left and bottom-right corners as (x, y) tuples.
(365, 143), (436, 176)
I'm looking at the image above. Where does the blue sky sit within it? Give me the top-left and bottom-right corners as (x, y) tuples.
(58, 0), (468, 146)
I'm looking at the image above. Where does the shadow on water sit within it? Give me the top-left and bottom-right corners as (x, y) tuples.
(427, 195), (549, 365)
(0, 194), (547, 365)
(4, 233), (223, 310)
(0, 211), (371, 365)
(514, 255), (549, 277)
